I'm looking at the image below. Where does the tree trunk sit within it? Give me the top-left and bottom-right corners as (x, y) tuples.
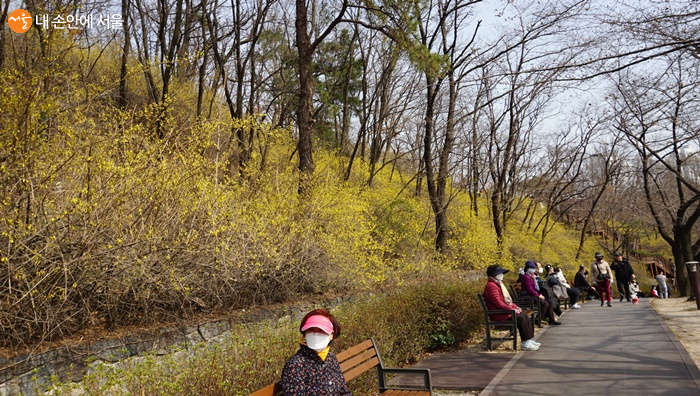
(156, 0), (184, 139)
(134, 0), (160, 104)
(196, 2), (208, 117)
(674, 223), (693, 296)
(423, 75), (448, 253)
(433, 74), (458, 253)
(118, 0), (130, 109)
(295, 0), (315, 185)
(0, 0), (7, 68)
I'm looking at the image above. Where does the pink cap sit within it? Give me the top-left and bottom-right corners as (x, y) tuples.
(301, 315), (334, 334)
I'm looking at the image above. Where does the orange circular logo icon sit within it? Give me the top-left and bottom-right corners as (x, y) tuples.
(8, 9), (32, 33)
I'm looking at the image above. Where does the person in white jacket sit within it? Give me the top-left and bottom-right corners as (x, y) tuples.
(629, 275), (640, 304)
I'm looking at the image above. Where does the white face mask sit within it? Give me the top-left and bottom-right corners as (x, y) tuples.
(305, 332), (332, 352)
(527, 268), (536, 274)
(538, 268), (543, 274)
(495, 273), (504, 281)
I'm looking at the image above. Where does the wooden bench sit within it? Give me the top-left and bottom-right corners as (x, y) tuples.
(509, 284), (542, 328)
(248, 338), (432, 395)
(549, 281), (582, 309)
(478, 294), (526, 351)
(554, 291), (569, 310)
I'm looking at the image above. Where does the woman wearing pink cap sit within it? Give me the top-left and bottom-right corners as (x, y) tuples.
(280, 308), (351, 395)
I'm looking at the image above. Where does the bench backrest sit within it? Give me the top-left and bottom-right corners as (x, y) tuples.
(510, 283), (522, 297)
(247, 339), (380, 396)
(477, 293), (489, 318)
(337, 338), (381, 381)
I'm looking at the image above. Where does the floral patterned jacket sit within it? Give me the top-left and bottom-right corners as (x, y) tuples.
(280, 344), (352, 395)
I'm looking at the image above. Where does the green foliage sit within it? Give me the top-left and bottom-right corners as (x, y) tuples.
(427, 319), (456, 352)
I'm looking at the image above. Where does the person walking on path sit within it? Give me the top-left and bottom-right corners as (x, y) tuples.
(591, 252), (614, 307)
(611, 252), (635, 302)
(655, 270), (669, 298)
(483, 264), (540, 350)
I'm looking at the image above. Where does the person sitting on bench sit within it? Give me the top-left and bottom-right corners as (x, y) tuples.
(545, 265), (582, 309)
(280, 309), (351, 395)
(521, 261), (561, 325)
(483, 264), (540, 351)
(574, 265), (599, 300)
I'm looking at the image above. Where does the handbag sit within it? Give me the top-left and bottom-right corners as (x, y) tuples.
(552, 284), (568, 299)
(596, 263), (611, 281)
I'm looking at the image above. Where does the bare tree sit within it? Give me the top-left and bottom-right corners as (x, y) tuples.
(156, 0), (185, 137)
(426, 0), (589, 251)
(206, 0), (276, 177)
(118, 0), (131, 109)
(537, 0), (698, 84)
(369, 0), (483, 253)
(573, 140), (623, 260)
(0, 0), (10, 68)
(527, 122), (595, 248)
(610, 56), (700, 296)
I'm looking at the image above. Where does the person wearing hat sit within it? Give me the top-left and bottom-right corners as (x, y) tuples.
(611, 252), (635, 302)
(280, 308), (351, 395)
(483, 264), (540, 350)
(519, 260), (560, 325)
(591, 252), (614, 307)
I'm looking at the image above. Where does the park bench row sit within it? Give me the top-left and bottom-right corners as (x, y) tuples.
(480, 283), (588, 350)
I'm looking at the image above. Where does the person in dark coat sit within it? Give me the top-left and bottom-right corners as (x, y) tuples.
(483, 264), (539, 350)
(574, 265), (599, 300)
(280, 309), (351, 395)
(611, 252), (635, 302)
(545, 264), (581, 309)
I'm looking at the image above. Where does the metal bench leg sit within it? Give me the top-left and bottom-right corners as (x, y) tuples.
(486, 328), (492, 350)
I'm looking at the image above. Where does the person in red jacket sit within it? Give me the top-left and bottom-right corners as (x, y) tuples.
(483, 264), (540, 351)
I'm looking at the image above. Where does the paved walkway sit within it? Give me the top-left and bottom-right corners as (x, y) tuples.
(411, 298), (700, 395)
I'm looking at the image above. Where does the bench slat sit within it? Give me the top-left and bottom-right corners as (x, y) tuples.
(339, 347), (378, 373)
(382, 390), (430, 396)
(336, 339), (374, 362)
(247, 382), (281, 396)
(343, 356), (380, 382)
